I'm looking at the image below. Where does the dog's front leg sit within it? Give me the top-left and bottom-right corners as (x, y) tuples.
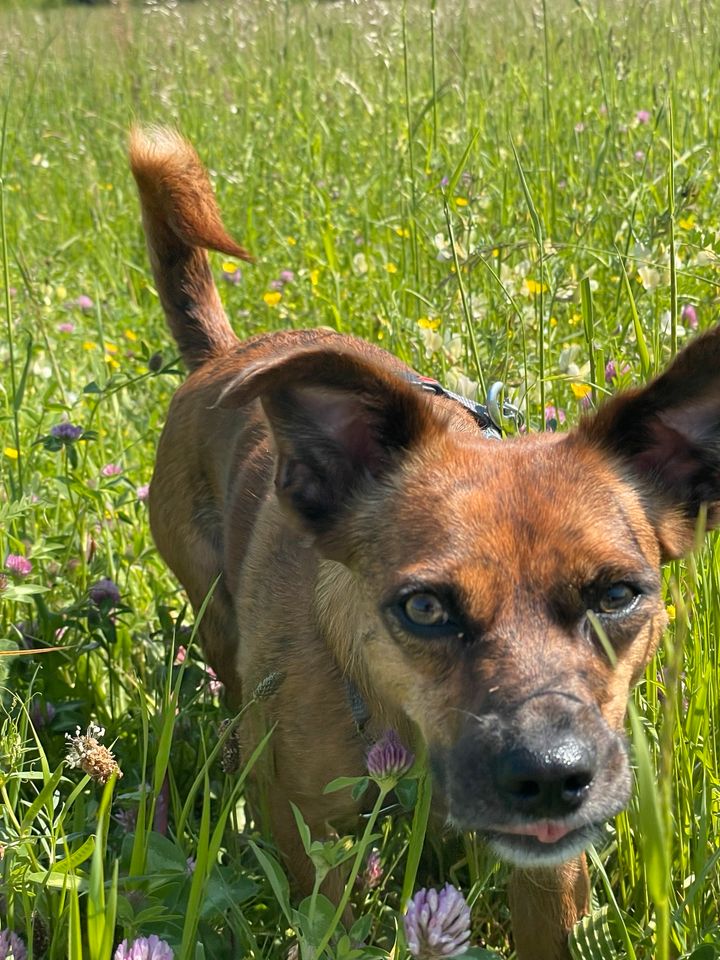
(508, 855), (589, 960)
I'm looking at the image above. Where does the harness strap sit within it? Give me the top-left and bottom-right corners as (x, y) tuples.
(407, 374), (523, 439)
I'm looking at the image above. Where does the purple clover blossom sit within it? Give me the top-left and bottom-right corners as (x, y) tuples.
(544, 405), (566, 428)
(223, 267), (243, 285)
(113, 935), (174, 960)
(404, 884), (472, 959)
(279, 269), (295, 284)
(269, 278), (284, 291)
(0, 930), (27, 960)
(101, 463), (123, 478)
(114, 806), (138, 832)
(30, 699), (57, 729)
(205, 666), (223, 697)
(367, 729), (414, 780)
(605, 360), (631, 383)
(681, 304), (698, 330)
(68, 295), (94, 311)
(363, 848), (383, 890)
(89, 578), (121, 607)
(50, 422), (83, 442)
(635, 109), (651, 124)
(634, 149), (646, 162)
(137, 483), (150, 502)
(6, 554), (32, 577)
(57, 321), (75, 334)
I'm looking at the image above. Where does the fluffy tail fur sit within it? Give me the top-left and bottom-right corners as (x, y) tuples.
(129, 126), (253, 370)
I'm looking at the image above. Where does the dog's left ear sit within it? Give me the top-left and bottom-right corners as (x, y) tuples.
(219, 346), (442, 540)
(577, 326), (720, 558)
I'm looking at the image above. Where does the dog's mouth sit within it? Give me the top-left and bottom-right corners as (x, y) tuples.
(483, 820), (601, 866)
(492, 819), (575, 843)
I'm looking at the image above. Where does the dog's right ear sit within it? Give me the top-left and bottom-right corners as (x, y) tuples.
(218, 347), (443, 538)
(576, 325), (720, 558)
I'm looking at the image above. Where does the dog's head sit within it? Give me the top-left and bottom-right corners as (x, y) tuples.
(220, 330), (720, 866)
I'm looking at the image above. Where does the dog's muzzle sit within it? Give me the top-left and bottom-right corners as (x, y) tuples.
(430, 693), (631, 866)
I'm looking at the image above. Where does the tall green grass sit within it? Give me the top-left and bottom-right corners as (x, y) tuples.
(1, 0), (719, 957)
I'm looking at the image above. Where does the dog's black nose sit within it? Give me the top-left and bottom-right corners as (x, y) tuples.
(494, 740), (595, 818)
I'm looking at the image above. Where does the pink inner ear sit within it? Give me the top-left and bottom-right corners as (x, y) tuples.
(635, 411), (707, 486)
(293, 385), (386, 473)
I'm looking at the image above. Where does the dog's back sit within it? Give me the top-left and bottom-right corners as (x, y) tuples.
(129, 126), (437, 711)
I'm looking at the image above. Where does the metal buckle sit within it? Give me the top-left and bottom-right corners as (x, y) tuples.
(486, 381), (524, 436)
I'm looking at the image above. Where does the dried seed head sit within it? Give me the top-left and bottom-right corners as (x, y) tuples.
(65, 723), (122, 784)
(148, 352), (164, 373)
(31, 913), (49, 958)
(219, 719), (242, 774)
(253, 670), (285, 701)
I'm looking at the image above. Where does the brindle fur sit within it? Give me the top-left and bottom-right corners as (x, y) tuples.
(130, 126), (720, 960)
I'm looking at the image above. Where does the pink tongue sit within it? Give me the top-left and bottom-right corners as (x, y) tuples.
(531, 822), (572, 844)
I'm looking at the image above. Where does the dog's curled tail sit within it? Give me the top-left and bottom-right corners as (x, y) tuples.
(129, 125), (253, 370)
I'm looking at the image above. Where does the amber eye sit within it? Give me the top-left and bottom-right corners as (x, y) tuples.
(403, 592), (450, 627)
(596, 582), (638, 615)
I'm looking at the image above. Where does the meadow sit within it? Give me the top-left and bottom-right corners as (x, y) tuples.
(0, 0), (719, 957)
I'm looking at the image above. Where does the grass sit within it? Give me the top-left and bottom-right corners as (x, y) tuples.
(0, 0), (719, 957)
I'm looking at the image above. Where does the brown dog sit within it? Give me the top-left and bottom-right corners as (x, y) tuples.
(130, 127), (720, 960)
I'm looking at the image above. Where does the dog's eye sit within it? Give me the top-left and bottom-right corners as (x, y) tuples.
(595, 582), (638, 615)
(403, 592), (450, 627)
(388, 589), (465, 640)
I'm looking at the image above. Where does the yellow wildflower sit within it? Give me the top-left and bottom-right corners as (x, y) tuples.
(105, 343), (118, 355)
(286, 236), (297, 246)
(4, 447), (19, 460)
(310, 269), (320, 287)
(524, 278), (548, 296)
(417, 317), (441, 330)
(570, 382), (592, 399)
(56, 285), (67, 301)
(124, 329), (137, 341)
(222, 261), (239, 274)
(395, 227), (410, 238)
(385, 263), (398, 274)
(678, 217), (694, 230)
(263, 291), (282, 307)
(666, 604), (676, 622)
(455, 197), (469, 207)
(83, 341), (97, 351)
